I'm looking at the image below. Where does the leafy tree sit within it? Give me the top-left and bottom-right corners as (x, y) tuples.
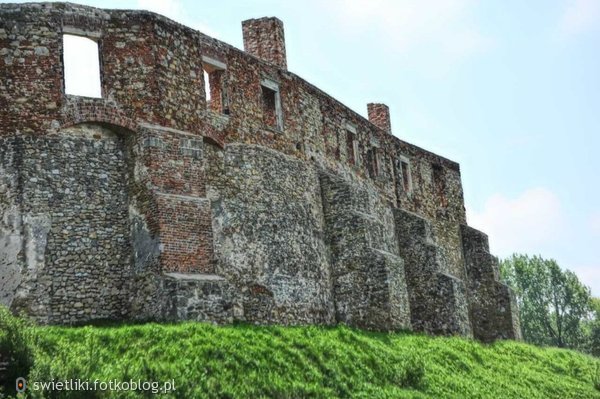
(501, 254), (592, 350)
(587, 298), (600, 357)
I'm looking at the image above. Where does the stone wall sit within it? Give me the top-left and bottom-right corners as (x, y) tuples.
(319, 169), (411, 330)
(461, 225), (522, 342)
(0, 137), (22, 308)
(6, 124), (132, 323)
(394, 209), (471, 336)
(0, 1), (521, 341)
(206, 144), (335, 325)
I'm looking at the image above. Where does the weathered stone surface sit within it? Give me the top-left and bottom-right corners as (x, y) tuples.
(207, 144), (335, 325)
(0, 137), (22, 308)
(394, 209), (472, 336)
(163, 273), (235, 324)
(320, 170), (411, 330)
(6, 125), (132, 323)
(461, 225), (522, 342)
(0, 2), (520, 341)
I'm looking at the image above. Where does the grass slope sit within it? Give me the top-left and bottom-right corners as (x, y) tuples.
(18, 323), (600, 398)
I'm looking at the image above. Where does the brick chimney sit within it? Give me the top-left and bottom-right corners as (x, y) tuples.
(242, 17), (287, 69)
(367, 103), (392, 134)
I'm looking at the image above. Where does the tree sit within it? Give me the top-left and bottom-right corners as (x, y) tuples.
(501, 254), (592, 350)
(587, 298), (600, 357)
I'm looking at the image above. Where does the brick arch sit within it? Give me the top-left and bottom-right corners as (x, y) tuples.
(60, 99), (226, 147)
(193, 119), (225, 148)
(60, 100), (138, 133)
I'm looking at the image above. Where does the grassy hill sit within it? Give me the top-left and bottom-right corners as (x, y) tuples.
(5, 320), (600, 398)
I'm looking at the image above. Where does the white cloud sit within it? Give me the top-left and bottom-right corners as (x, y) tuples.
(469, 190), (600, 295)
(325, 0), (491, 59)
(560, 0), (600, 37)
(467, 187), (566, 256)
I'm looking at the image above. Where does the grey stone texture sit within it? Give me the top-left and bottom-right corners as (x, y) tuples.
(207, 144), (335, 325)
(394, 209), (471, 336)
(319, 170), (410, 330)
(0, 2), (521, 342)
(6, 125), (132, 323)
(460, 225), (523, 342)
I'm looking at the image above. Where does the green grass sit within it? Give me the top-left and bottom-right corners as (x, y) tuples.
(13, 322), (600, 398)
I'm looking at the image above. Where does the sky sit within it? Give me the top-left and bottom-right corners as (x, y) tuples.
(4, 0), (599, 295)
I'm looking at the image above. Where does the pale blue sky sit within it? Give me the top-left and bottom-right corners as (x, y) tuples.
(5, 0), (599, 294)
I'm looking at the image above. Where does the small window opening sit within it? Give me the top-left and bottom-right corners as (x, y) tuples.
(367, 147), (380, 178)
(204, 69), (211, 101)
(63, 34), (102, 98)
(432, 164), (448, 207)
(345, 123), (359, 166)
(202, 57), (228, 115)
(400, 157), (413, 193)
(346, 130), (355, 165)
(261, 79), (283, 131)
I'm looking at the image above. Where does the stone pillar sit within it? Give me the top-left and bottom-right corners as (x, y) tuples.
(242, 17), (287, 69)
(461, 225), (522, 342)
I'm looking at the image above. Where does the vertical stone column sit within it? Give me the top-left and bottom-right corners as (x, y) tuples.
(461, 225), (522, 342)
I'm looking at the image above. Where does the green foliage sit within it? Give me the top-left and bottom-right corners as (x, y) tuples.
(594, 362), (600, 392)
(0, 306), (34, 396)
(589, 299), (600, 358)
(15, 322), (599, 398)
(501, 254), (593, 351)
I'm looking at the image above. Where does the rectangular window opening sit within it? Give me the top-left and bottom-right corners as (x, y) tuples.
(345, 123), (359, 166)
(63, 34), (102, 98)
(367, 147), (380, 178)
(202, 57), (228, 115)
(346, 130), (355, 165)
(204, 69), (211, 102)
(400, 158), (413, 193)
(261, 79), (283, 131)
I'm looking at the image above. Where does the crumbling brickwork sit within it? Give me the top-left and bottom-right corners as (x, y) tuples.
(0, 2), (520, 341)
(367, 103), (392, 133)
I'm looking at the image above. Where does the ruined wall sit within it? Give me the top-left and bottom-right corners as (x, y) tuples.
(0, 137), (22, 308)
(206, 144), (335, 325)
(394, 209), (471, 336)
(461, 225), (522, 342)
(319, 169), (411, 330)
(7, 124), (132, 323)
(0, 1), (520, 341)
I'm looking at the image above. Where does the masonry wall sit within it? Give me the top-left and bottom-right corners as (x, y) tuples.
(0, 137), (22, 308)
(0, 2), (520, 341)
(4, 125), (132, 323)
(206, 144), (335, 325)
(319, 169), (411, 330)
